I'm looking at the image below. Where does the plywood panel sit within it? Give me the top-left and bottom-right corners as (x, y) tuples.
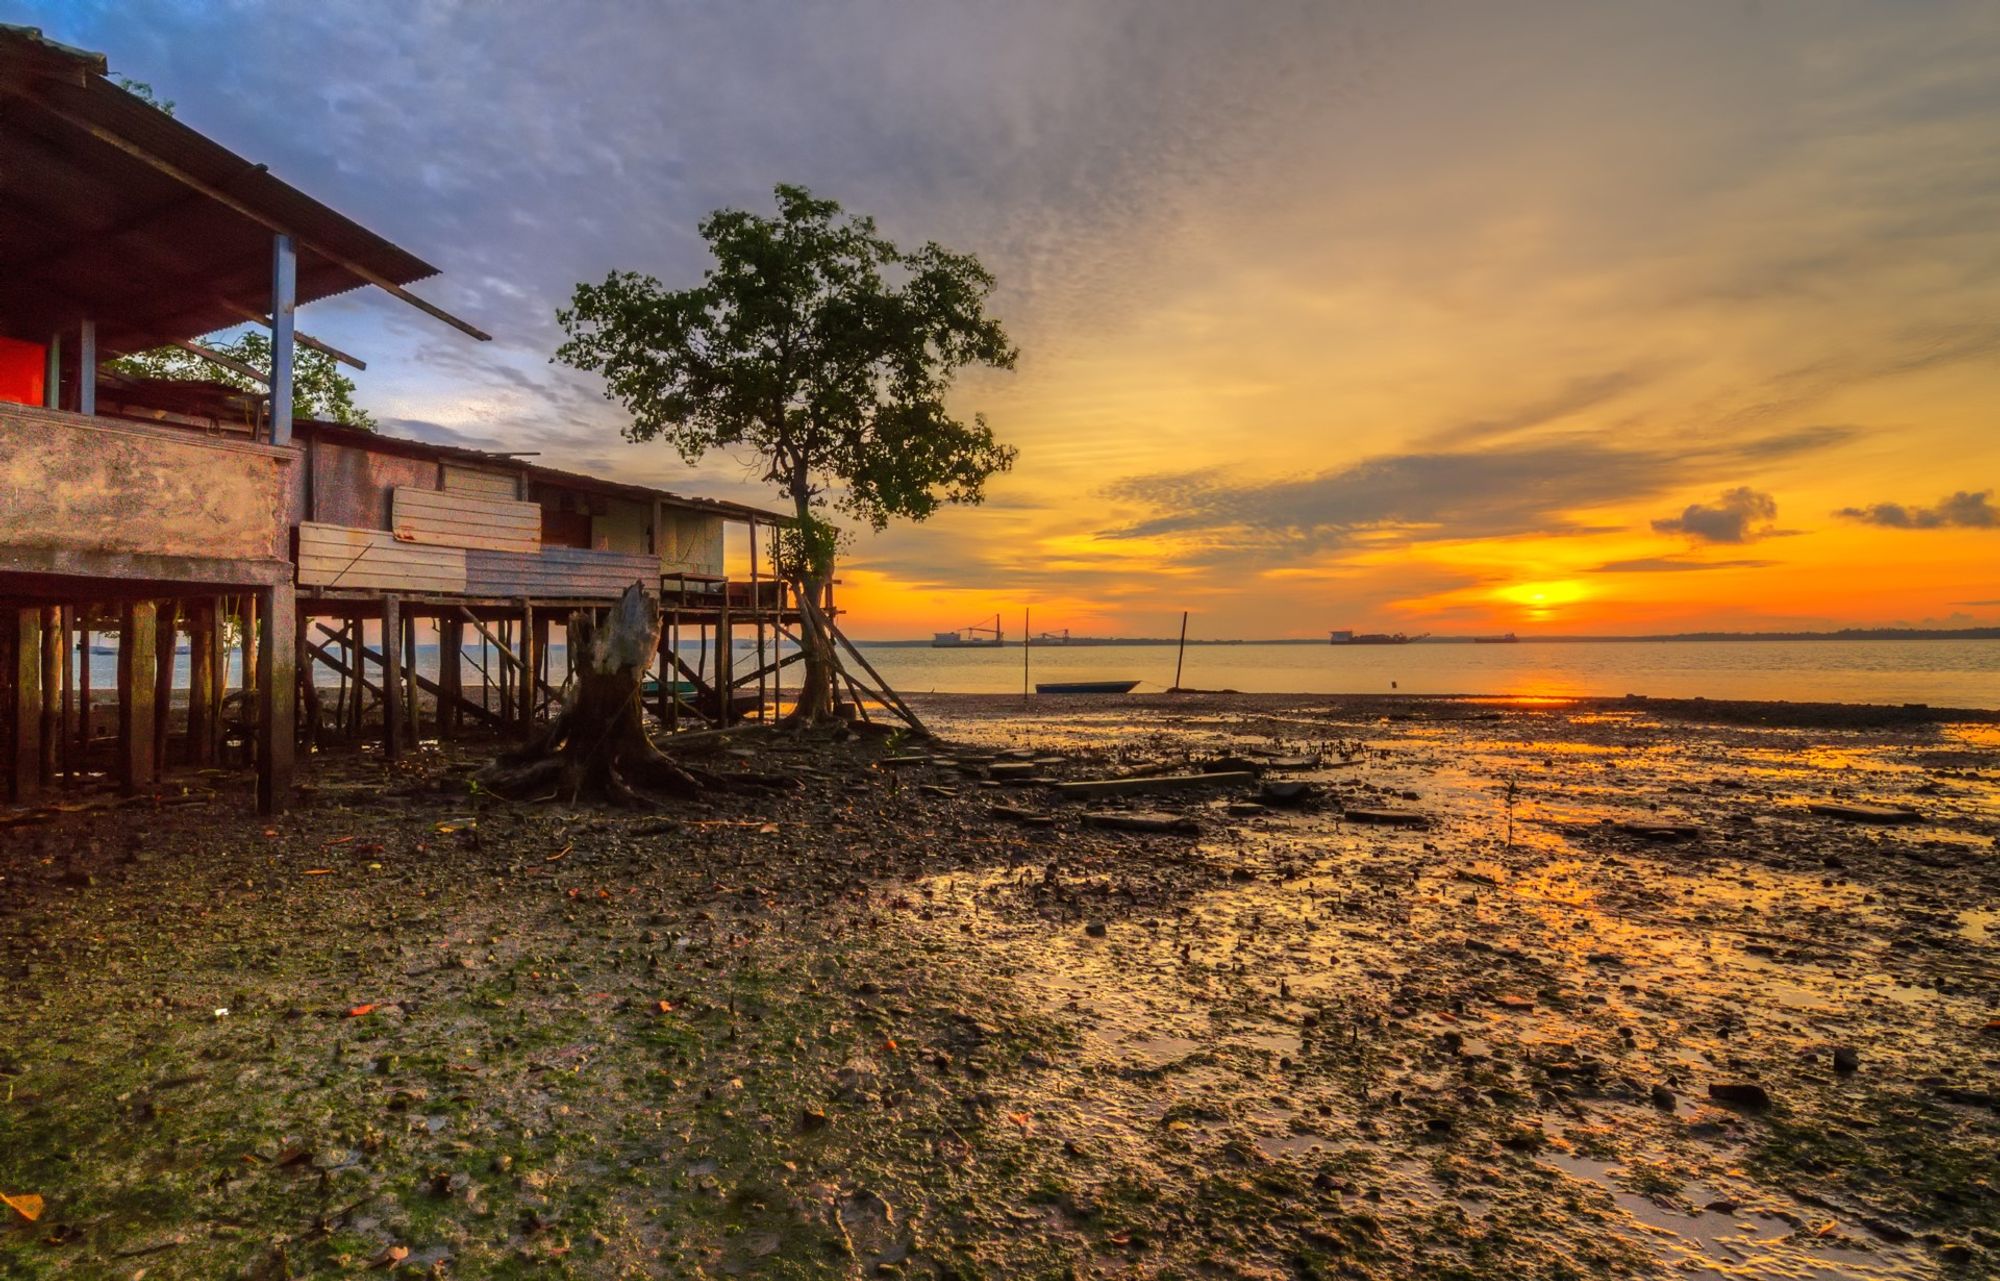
(465, 547), (657, 599)
(391, 486), (541, 553)
(297, 522), (467, 593)
(443, 464), (520, 500)
(661, 510), (725, 577)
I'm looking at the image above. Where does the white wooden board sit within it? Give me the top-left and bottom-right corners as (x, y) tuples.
(391, 486), (541, 554)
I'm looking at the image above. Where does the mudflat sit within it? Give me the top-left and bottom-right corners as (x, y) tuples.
(2, 692), (1996, 1278)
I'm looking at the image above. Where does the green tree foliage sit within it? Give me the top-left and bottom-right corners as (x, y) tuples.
(556, 184), (1018, 719)
(115, 76), (174, 115)
(109, 331), (375, 428)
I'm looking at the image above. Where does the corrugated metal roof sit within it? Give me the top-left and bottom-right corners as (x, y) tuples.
(0, 24), (446, 354)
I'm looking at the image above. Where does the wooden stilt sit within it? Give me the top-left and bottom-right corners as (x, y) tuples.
(6, 608), (40, 801)
(117, 600), (157, 794)
(402, 610), (420, 746)
(256, 582), (295, 814)
(382, 596), (403, 761)
(520, 601), (537, 729)
(438, 619), (462, 740)
(39, 606), (59, 786)
(153, 601), (177, 772)
(58, 605), (74, 783)
(187, 600), (215, 766)
(210, 596), (227, 752)
(241, 593), (258, 696)
(348, 617), (365, 738)
(77, 608), (91, 761)
(297, 607), (318, 753)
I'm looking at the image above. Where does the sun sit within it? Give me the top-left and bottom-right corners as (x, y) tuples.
(1494, 579), (1587, 619)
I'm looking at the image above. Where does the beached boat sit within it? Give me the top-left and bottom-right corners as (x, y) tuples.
(1035, 680), (1140, 694)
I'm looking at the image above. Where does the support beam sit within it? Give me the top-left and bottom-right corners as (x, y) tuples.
(171, 338), (268, 384)
(187, 600), (215, 766)
(256, 583), (295, 814)
(269, 233), (295, 446)
(381, 596), (403, 761)
(8, 608), (41, 801)
(76, 610), (91, 760)
(118, 600), (156, 793)
(39, 607), (59, 786)
(152, 602), (176, 772)
(438, 618), (462, 739)
(217, 300), (365, 369)
(519, 601), (537, 729)
(77, 318), (95, 415)
(312, 624), (502, 731)
(58, 605), (74, 783)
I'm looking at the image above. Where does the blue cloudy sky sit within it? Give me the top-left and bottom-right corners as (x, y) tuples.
(16, 1), (2000, 635)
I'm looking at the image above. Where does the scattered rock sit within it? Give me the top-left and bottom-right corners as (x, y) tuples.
(1707, 1082), (1772, 1108)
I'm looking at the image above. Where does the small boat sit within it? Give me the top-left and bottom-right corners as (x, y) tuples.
(1035, 680), (1140, 695)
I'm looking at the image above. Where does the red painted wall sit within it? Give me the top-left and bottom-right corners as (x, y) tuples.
(0, 338), (46, 406)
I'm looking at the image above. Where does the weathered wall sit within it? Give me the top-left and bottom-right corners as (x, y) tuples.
(308, 440), (438, 530)
(595, 497), (652, 555)
(0, 406), (290, 563)
(661, 509), (725, 577)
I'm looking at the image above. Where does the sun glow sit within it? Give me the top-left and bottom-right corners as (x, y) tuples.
(1494, 580), (1588, 618)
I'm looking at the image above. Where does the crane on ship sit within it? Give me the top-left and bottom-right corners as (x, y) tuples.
(932, 613), (1005, 648)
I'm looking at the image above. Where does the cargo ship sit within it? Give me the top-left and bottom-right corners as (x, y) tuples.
(1329, 630), (1427, 645)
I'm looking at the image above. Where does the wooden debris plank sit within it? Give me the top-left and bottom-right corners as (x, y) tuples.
(1343, 807), (1429, 827)
(391, 487), (541, 554)
(992, 804), (1055, 828)
(1053, 771), (1257, 799)
(1618, 819), (1700, 840)
(1808, 801), (1920, 824)
(1083, 811), (1199, 834)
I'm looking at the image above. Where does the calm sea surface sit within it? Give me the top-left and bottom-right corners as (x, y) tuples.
(76, 637), (1998, 710)
(859, 639), (2000, 708)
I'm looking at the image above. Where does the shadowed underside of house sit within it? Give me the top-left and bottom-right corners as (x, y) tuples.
(0, 24), (805, 813)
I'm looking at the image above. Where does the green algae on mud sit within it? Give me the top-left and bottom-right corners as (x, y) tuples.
(1, 691), (1997, 1277)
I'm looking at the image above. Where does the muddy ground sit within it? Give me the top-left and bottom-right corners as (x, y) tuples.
(1, 692), (1997, 1279)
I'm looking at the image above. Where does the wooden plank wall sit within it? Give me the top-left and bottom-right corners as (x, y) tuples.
(391, 486), (542, 554)
(442, 464), (521, 500)
(297, 522), (468, 594)
(465, 547), (657, 599)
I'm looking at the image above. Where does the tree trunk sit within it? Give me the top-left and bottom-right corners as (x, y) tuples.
(477, 585), (791, 805)
(787, 572), (837, 724)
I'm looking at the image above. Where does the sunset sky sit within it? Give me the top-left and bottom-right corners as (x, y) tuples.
(23, 1), (2000, 638)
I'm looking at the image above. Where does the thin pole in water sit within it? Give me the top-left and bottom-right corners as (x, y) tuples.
(1173, 610), (1189, 691)
(1022, 607), (1030, 706)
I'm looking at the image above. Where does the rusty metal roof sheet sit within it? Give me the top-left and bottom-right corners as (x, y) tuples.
(0, 24), (446, 354)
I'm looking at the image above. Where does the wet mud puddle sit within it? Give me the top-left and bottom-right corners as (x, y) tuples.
(915, 698), (2000, 1278)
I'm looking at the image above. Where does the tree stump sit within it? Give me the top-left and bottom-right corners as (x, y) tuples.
(478, 585), (729, 805)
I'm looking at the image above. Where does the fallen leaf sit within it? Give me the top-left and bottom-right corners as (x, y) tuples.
(2, 1192), (43, 1222)
(655, 1000), (674, 1013)
(346, 1003), (378, 1018)
(373, 1243), (409, 1268)
(302, 869), (333, 876)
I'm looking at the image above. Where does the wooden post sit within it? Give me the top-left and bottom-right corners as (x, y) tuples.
(381, 596), (403, 761)
(348, 617), (365, 738)
(256, 583), (295, 814)
(7, 608), (40, 801)
(716, 595), (733, 721)
(519, 601), (537, 729)
(77, 608), (91, 760)
(39, 607), (59, 786)
(438, 619), (462, 740)
(1173, 610), (1189, 691)
(153, 602), (177, 771)
(187, 600), (215, 766)
(531, 609), (550, 726)
(662, 610), (679, 732)
(403, 610), (420, 746)
(58, 605), (74, 783)
(297, 607), (317, 753)
(43, 332), (61, 409)
(240, 594), (257, 696)
(117, 601), (156, 794)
